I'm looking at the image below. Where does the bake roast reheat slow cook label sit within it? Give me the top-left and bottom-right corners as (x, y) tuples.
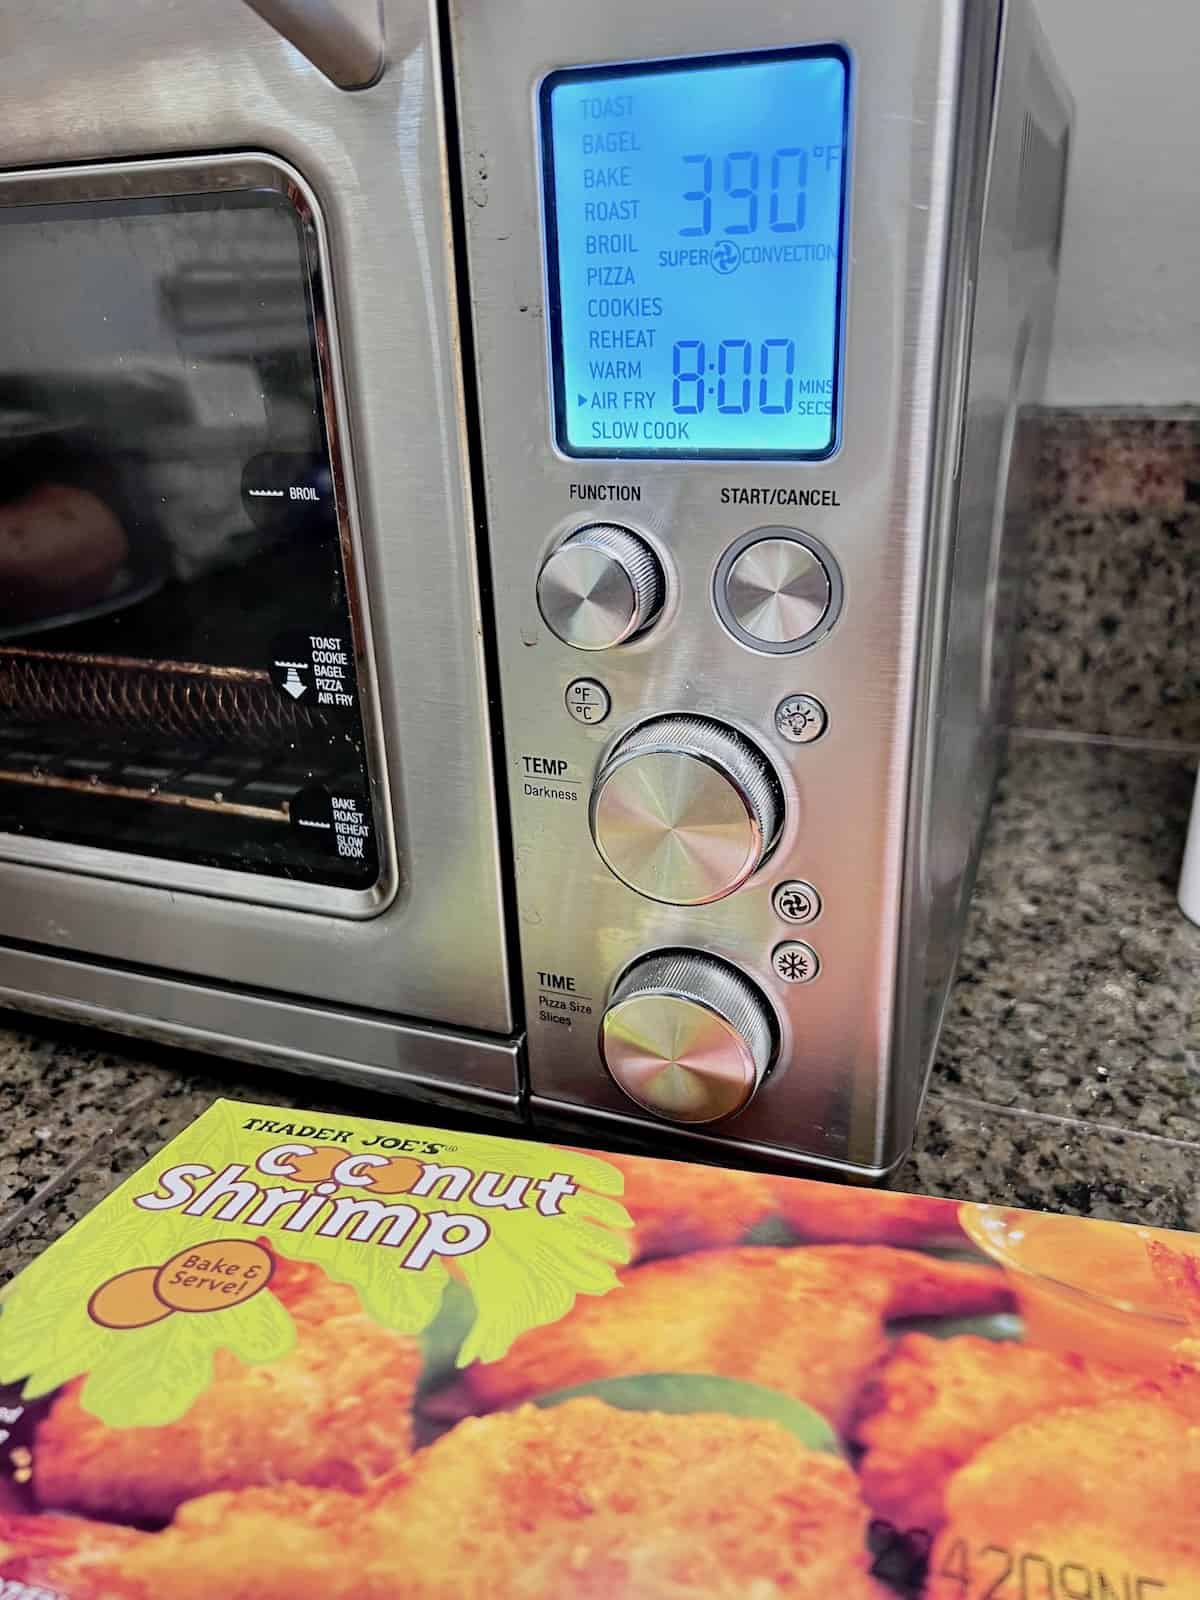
(1, 1099), (1198, 1596)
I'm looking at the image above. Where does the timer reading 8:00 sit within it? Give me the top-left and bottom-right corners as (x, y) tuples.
(672, 339), (801, 416)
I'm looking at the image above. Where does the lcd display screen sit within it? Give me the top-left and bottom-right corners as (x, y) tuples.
(541, 46), (850, 459)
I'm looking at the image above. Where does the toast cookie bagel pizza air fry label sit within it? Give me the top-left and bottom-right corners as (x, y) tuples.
(0, 1099), (632, 1428)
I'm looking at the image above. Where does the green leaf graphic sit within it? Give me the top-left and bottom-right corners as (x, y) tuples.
(80, 1316), (216, 1428)
(533, 1373), (845, 1457)
(454, 1182), (630, 1367)
(889, 1312), (1024, 1344)
(417, 1280), (475, 1397)
(272, 1224), (449, 1336)
(12, 1322), (110, 1402)
(0, 1099), (634, 1427)
(206, 1287), (297, 1367)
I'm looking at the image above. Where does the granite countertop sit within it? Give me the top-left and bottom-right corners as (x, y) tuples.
(1, 729), (1196, 1283)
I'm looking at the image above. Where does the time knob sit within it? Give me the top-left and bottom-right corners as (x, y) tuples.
(590, 715), (784, 904)
(600, 951), (775, 1123)
(536, 523), (664, 649)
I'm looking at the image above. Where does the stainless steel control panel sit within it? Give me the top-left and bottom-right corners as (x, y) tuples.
(449, 0), (973, 1175)
(450, 0), (1067, 1174)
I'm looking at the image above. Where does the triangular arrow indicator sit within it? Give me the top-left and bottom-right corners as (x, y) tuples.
(577, 393), (588, 406)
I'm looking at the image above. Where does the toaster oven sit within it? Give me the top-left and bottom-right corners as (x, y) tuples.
(0, 0), (1069, 1177)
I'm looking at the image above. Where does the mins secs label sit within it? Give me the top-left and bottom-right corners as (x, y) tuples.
(720, 486), (841, 508)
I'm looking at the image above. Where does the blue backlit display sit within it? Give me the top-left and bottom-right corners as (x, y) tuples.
(541, 47), (849, 459)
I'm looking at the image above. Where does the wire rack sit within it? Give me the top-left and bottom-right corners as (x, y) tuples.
(0, 647), (326, 744)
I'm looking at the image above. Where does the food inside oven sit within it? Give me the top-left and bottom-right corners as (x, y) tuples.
(0, 181), (380, 891)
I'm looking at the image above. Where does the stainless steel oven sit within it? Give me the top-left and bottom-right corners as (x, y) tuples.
(0, 0), (518, 1110)
(0, 0), (1070, 1176)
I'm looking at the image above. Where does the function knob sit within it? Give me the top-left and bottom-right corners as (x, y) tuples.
(590, 715), (783, 905)
(537, 524), (664, 650)
(601, 951), (775, 1123)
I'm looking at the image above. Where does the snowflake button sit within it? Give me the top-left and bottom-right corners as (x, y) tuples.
(771, 941), (821, 985)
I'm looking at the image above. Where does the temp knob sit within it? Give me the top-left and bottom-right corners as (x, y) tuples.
(601, 951), (775, 1123)
(537, 524), (664, 650)
(590, 715), (783, 904)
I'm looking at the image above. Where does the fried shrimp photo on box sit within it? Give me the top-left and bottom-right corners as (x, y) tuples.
(853, 1332), (1148, 1536)
(2, 1399), (892, 1599)
(0, 1490), (364, 1600)
(0, 1511), (144, 1599)
(459, 1245), (1013, 1431)
(608, 1154), (959, 1263)
(607, 1153), (781, 1261)
(32, 1251), (422, 1524)
(382, 1400), (890, 1600)
(926, 1397), (1200, 1598)
(761, 1179), (960, 1251)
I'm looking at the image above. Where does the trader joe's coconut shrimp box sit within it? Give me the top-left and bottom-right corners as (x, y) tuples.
(2, 1098), (1199, 1597)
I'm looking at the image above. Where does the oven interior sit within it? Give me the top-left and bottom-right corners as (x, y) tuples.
(0, 183), (380, 891)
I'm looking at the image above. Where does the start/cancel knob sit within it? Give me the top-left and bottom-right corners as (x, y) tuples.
(537, 524), (664, 650)
(601, 950), (775, 1123)
(590, 715), (783, 905)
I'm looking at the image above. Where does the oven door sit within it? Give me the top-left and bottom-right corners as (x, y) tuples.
(0, 1), (516, 1090)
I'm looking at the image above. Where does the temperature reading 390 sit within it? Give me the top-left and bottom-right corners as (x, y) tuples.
(677, 143), (843, 238)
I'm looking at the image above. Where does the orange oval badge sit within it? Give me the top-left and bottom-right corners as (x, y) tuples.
(154, 1240), (274, 1315)
(365, 1156), (423, 1195)
(284, 1147), (346, 1184)
(88, 1266), (173, 1330)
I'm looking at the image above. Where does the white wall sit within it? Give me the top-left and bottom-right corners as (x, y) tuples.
(1038, 0), (1200, 406)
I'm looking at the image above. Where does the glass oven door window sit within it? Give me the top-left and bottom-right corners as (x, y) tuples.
(0, 180), (380, 893)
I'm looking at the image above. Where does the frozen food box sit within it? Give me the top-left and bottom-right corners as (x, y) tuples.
(1, 1098), (1197, 1598)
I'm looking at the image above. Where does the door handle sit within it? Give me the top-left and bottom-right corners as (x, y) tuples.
(241, 0), (384, 90)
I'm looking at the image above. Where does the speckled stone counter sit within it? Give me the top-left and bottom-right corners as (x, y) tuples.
(1015, 409), (1200, 744)
(2, 732), (1196, 1283)
(895, 735), (1200, 1223)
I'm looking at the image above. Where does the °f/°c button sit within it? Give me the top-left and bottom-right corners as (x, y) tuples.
(565, 678), (612, 726)
(771, 941), (821, 984)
